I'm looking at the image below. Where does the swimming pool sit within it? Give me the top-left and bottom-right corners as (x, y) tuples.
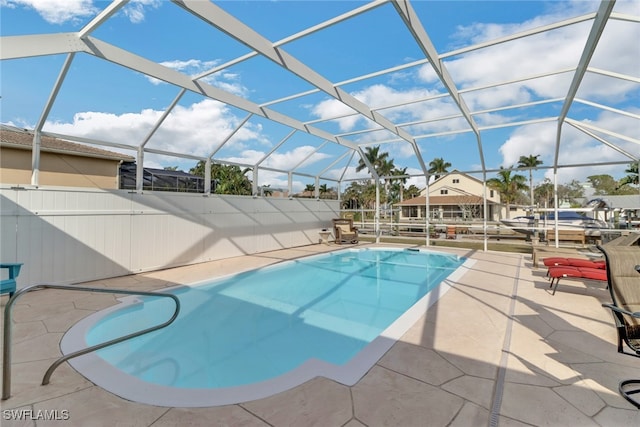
(62, 247), (473, 407)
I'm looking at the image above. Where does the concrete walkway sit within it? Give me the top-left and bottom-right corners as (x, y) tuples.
(1, 243), (639, 426)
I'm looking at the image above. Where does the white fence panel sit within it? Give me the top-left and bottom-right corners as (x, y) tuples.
(1, 187), (340, 288)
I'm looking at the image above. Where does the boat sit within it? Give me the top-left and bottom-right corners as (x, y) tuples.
(500, 211), (609, 236)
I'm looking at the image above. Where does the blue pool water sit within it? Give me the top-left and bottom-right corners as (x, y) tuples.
(64, 247), (468, 405)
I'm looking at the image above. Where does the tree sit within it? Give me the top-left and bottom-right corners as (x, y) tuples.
(517, 154), (543, 208)
(213, 165), (252, 195)
(356, 146), (390, 177)
(341, 180), (379, 216)
(318, 183), (337, 199)
(428, 158), (451, 181)
(534, 178), (554, 208)
(189, 160), (206, 176)
(404, 184), (422, 200)
(587, 174), (619, 195)
(389, 166), (408, 203)
(486, 167), (528, 219)
(558, 180), (585, 206)
(303, 184), (316, 197)
(342, 181), (365, 210)
(619, 162), (639, 187)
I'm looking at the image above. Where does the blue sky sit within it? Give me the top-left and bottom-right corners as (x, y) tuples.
(1, 0), (639, 192)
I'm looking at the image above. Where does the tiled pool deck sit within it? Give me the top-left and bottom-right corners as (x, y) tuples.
(1, 243), (639, 426)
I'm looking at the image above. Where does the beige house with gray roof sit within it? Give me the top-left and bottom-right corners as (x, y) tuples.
(396, 171), (513, 222)
(1, 126), (134, 189)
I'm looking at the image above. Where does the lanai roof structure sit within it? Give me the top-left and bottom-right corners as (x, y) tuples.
(1, 0), (639, 197)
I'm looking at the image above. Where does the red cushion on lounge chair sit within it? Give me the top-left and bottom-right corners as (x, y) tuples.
(547, 266), (583, 279)
(543, 257), (569, 267)
(577, 267), (607, 282)
(567, 259), (606, 269)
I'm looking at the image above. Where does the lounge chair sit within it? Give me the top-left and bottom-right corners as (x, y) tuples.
(1, 263), (23, 298)
(597, 245), (640, 357)
(333, 218), (358, 245)
(543, 257), (606, 269)
(546, 265), (608, 295)
(597, 244), (640, 408)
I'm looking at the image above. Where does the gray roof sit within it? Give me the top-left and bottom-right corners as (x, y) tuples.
(1, 125), (134, 162)
(597, 195), (640, 210)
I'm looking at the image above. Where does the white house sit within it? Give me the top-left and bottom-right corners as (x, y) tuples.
(396, 171), (523, 222)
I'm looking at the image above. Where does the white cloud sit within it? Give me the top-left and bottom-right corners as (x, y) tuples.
(122, 0), (160, 24)
(498, 109), (640, 184)
(148, 59), (248, 97)
(3, 0), (160, 25)
(311, 84), (454, 135)
(3, 0), (97, 24)
(42, 99), (267, 159)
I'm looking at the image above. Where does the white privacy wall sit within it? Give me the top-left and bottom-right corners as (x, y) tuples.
(0, 186), (340, 288)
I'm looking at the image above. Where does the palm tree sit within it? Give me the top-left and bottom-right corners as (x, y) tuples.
(342, 181), (364, 210)
(390, 166), (408, 202)
(619, 162), (639, 187)
(190, 161), (252, 195)
(405, 184), (421, 200)
(517, 154), (543, 208)
(534, 178), (554, 208)
(213, 165), (252, 195)
(318, 183), (330, 199)
(377, 158), (396, 208)
(303, 184), (315, 198)
(487, 167), (528, 219)
(428, 158), (451, 181)
(356, 146), (390, 177)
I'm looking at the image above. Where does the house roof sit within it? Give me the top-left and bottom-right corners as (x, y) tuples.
(596, 195), (640, 210)
(0, 126), (134, 162)
(429, 170), (484, 187)
(396, 195), (494, 206)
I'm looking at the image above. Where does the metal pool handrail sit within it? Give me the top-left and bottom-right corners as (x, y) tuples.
(2, 283), (180, 400)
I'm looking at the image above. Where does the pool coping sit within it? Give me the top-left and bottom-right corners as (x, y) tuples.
(61, 247), (476, 407)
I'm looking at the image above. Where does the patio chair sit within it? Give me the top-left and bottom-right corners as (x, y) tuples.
(446, 225), (456, 239)
(333, 218), (358, 245)
(1, 263), (23, 298)
(597, 245), (640, 409)
(597, 245), (640, 357)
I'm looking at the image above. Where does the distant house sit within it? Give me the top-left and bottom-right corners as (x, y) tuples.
(1, 126), (134, 189)
(119, 163), (210, 193)
(584, 195), (640, 227)
(396, 171), (510, 222)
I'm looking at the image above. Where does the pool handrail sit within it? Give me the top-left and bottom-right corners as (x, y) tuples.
(2, 283), (180, 400)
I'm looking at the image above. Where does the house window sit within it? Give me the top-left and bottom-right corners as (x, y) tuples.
(440, 189), (448, 195)
(452, 178), (459, 184)
(490, 190), (494, 198)
(403, 206), (418, 218)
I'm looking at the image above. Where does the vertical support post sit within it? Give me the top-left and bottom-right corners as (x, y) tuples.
(204, 158), (212, 194)
(135, 147), (144, 192)
(30, 132), (41, 186)
(375, 180), (380, 243)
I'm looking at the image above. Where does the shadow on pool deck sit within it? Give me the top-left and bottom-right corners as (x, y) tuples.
(1, 243), (639, 426)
